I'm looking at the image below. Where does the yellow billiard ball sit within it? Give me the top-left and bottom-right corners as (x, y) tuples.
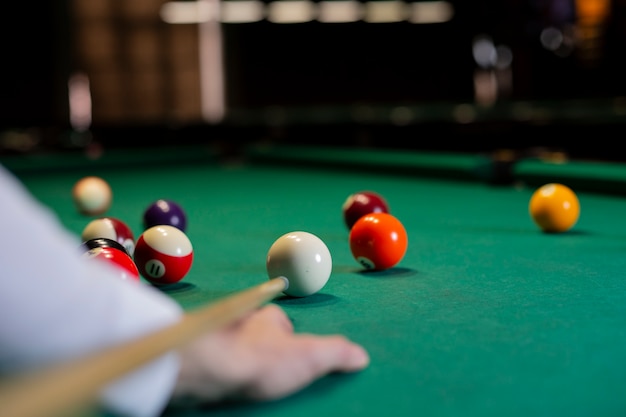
(529, 183), (580, 233)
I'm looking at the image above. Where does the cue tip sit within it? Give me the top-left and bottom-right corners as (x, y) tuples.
(276, 276), (289, 291)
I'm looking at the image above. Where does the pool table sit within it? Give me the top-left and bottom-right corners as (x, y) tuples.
(2, 143), (626, 417)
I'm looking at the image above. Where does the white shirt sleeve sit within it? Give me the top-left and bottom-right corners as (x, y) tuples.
(0, 164), (184, 417)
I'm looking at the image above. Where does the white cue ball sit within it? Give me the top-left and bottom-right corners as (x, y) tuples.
(266, 231), (332, 297)
(72, 176), (112, 216)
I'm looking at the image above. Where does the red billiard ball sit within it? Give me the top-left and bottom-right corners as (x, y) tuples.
(81, 217), (136, 256)
(349, 212), (408, 271)
(72, 176), (112, 216)
(143, 199), (187, 232)
(342, 191), (390, 230)
(81, 242), (140, 282)
(134, 225), (194, 286)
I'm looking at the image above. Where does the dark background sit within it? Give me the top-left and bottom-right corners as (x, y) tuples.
(1, 0), (625, 159)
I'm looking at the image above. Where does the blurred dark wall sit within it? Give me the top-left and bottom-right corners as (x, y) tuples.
(225, 0), (626, 107)
(0, 1), (71, 128)
(223, 20), (475, 107)
(1, 0), (626, 130)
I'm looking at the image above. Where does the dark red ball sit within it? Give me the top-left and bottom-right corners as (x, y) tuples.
(81, 217), (136, 256)
(342, 191), (390, 230)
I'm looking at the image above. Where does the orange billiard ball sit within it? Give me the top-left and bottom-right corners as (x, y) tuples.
(349, 212), (408, 270)
(529, 183), (580, 233)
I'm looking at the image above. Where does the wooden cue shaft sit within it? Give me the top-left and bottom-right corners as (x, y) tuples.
(0, 276), (289, 417)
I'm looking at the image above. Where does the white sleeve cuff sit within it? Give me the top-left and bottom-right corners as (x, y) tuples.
(101, 350), (180, 417)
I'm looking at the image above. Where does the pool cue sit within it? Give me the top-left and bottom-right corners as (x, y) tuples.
(0, 276), (289, 417)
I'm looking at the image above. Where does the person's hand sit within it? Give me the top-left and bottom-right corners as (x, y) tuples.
(171, 303), (369, 404)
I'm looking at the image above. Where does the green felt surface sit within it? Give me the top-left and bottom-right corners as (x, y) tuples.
(3, 146), (626, 417)
(246, 144), (494, 181)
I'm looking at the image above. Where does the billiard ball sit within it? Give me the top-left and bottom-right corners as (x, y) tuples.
(72, 176), (112, 216)
(529, 183), (580, 233)
(266, 231), (332, 297)
(81, 217), (136, 256)
(143, 199), (187, 232)
(342, 191), (390, 230)
(349, 212), (408, 270)
(81, 243), (140, 282)
(81, 237), (129, 256)
(134, 225), (193, 286)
